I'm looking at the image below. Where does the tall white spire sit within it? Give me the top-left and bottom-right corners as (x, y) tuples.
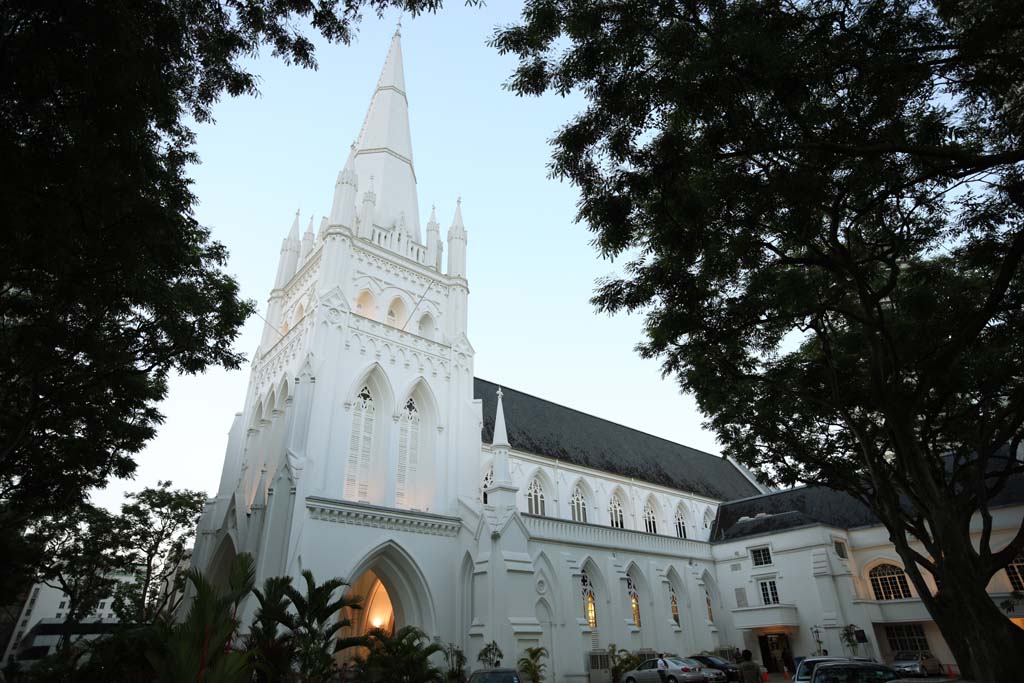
(351, 28), (421, 242)
(493, 386), (510, 448)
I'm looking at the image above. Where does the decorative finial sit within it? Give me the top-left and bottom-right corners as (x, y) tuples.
(497, 386), (503, 399)
(395, 15), (402, 36)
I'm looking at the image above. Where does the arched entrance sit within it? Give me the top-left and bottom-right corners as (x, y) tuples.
(338, 540), (437, 660)
(347, 569), (396, 636)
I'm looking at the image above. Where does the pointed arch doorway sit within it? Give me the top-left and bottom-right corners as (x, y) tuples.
(338, 541), (437, 661)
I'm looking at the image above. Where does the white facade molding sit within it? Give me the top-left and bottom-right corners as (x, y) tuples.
(306, 497), (461, 538)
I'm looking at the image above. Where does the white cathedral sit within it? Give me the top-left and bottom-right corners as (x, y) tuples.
(192, 30), (1024, 680)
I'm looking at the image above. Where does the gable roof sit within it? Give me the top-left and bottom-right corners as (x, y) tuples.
(474, 378), (761, 501)
(711, 486), (877, 541)
(711, 452), (1024, 542)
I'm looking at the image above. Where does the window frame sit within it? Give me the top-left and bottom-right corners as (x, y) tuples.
(758, 578), (781, 605)
(750, 546), (773, 567)
(674, 507), (688, 539)
(527, 477), (546, 516)
(1007, 553), (1024, 592)
(608, 495), (625, 529)
(870, 563), (914, 601)
(570, 485), (588, 523)
(885, 623), (929, 652)
(643, 502), (658, 534)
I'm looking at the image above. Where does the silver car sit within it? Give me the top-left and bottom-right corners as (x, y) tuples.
(622, 657), (708, 683)
(890, 651), (943, 677)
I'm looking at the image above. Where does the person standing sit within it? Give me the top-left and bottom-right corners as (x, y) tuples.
(657, 654), (669, 683)
(737, 650), (762, 683)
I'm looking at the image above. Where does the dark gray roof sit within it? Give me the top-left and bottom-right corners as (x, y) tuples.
(474, 377), (761, 501)
(711, 486), (878, 541)
(712, 452), (1024, 542)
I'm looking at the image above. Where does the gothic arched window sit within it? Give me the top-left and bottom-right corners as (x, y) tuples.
(704, 508), (714, 530)
(643, 501), (658, 534)
(608, 496), (625, 529)
(705, 586), (715, 623)
(481, 468), (494, 504)
(670, 585), (680, 626)
(626, 576), (641, 627)
(675, 507), (688, 539)
(345, 386), (375, 502)
(395, 397), (420, 508)
(527, 478), (546, 516)
(570, 486), (588, 523)
(870, 564), (913, 601)
(581, 570), (598, 628)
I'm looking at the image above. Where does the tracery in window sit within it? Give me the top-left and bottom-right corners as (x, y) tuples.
(581, 570), (598, 628)
(675, 506), (687, 539)
(527, 478), (546, 516)
(1007, 553), (1024, 592)
(627, 576), (641, 627)
(570, 485), (588, 523)
(395, 397), (420, 508)
(481, 468), (494, 504)
(643, 501), (658, 534)
(670, 586), (680, 626)
(345, 386), (375, 501)
(870, 564), (913, 601)
(608, 495), (625, 529)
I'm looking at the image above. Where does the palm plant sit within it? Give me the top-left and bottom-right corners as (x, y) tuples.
(355, 625), (445, 683)
(246, 575), (295, 683)
(146, 552), (256, 683)
(276, 569), (363, 682)
(518, 646), (548, 683)
(477, 640), (503, 668)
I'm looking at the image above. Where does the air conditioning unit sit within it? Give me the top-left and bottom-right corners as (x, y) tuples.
(588, 652), (611, 683)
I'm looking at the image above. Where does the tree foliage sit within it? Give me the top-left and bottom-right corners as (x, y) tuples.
(355, 626), (445, 683)
(494, 0), (1024, 680)
(277, 570), (364, 682)
(111, 481), (208, 624)
(35, 505), (120, 653)
(518, 646), (548, 683)
(146, 551), (256, 683)
(0, 0), (479, 585)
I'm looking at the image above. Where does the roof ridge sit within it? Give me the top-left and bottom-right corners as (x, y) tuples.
(474, 376), (726, 463)
(718, 484), (813, 507)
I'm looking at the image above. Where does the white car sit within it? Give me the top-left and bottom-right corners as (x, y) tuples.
(890, 651), (943, 677)
(622, 657), (709, 683)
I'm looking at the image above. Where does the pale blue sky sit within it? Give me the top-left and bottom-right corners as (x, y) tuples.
(92, 5), (720, 510)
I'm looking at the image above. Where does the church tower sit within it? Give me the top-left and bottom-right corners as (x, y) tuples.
(198, 28), (480, 589)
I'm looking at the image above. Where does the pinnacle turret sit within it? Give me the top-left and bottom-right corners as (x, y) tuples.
(300, 215), (315, 262)
(447, 199), (468, 278)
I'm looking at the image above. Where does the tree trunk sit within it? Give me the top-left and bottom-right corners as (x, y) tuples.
(904, 533), (1024, 682)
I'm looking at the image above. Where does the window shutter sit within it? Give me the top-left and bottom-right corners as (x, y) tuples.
(357, 392), (374, 501)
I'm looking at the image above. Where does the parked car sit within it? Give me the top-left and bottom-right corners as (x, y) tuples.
(468, 669), (523, 683)
(795, 657), (876, 681)
(889, 651), (943, 677)
(810, 661), (900, 683)
(621, 657), (708, 683)
(689, 654), (740, 682)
